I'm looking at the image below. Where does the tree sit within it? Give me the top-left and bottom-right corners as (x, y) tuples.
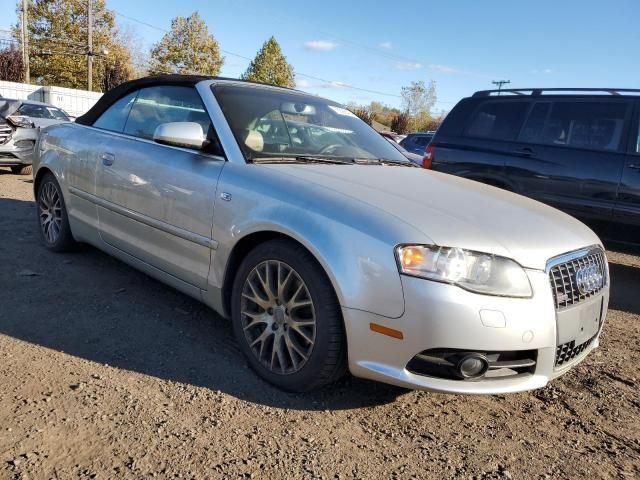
(0, 45), (24, 82)
(102, 57), (130, 91)
(390, 112), (410, 134)
(242, 36), (294, 88)
(401, 80), (437, 118)
(14, 0), (132, 91)
(367, 101), (400, 127)
(149, 12), (223, 76)
(400, 80), (437, 132)
(348, 107), (373, 126)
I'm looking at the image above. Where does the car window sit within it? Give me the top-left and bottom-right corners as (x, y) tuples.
(93, 91), (137, 132)
(17, 103), (54, 119)
(465, 101), (528, 140)
(214, 84), (407, 162)
(636, 119), (640, 153)
(519, 102), (550, 143)
(541, 101), (628, 151)
(124, 86), (212, 145)
(48, 107), (69, 120)
(414, 136), (432, 147)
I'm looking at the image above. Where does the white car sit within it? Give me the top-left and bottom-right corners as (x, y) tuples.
(0, 99), (71, 175)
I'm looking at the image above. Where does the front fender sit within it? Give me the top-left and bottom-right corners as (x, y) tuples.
(209, 163), (422, 319)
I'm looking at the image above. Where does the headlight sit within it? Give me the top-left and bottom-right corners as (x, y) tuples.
(7, 115), (35, 129)
(395, 245), (532, 298)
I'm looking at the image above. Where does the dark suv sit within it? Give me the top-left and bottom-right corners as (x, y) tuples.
(427, 88), (640, 235)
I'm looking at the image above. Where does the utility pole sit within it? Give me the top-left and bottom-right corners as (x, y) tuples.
(21, 0), (30, 83)
(87, 0), (93, 91)
(492, 80), (510, 95)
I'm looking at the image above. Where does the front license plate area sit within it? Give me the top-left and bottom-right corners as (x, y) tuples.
(556, 296), (602, 346)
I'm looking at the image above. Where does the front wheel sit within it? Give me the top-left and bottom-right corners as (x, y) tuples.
(231, 239), (347, 392)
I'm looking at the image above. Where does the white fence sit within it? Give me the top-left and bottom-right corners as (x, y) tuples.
(0, 81), (103, 117)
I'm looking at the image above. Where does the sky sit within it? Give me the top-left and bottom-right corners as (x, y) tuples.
(1, 0), (639, 111)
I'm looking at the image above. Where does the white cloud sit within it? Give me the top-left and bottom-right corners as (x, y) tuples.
(379, 41), (392, 50)
(428, 64), (458, 74)
(296, 78), (311, 88)
(395, 62), (423, 71)
(531, 68), (553, 74)
(324, 81), (350, 89)
(304, 40), (339, 51)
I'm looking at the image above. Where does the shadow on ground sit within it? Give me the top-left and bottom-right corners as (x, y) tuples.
(0, 197), (405, 411)
(608, 262), (640, 315)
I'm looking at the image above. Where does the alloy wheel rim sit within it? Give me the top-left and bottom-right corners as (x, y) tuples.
(240, 260), (316, 375)
(39, 182), (62, 244)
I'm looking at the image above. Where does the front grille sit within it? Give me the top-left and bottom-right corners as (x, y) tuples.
(549, 248), (606, 310)
(555, 336), (595, 367)
(0, 123), (12, 145)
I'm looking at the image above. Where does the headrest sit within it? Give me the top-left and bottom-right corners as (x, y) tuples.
(244, 129), (264, 152)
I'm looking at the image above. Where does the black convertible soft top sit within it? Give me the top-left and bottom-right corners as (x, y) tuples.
(75, 74), (214, 126)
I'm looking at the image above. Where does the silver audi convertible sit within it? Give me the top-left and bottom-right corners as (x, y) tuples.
(33, 75), (609, 393)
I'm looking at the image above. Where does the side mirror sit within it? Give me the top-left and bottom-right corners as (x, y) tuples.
(153, 122), (205, 150)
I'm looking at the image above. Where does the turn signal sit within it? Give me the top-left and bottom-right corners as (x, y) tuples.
(369, 323), (404, 340)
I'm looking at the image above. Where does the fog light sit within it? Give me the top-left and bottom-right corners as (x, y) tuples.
(456, 354), (489, 379)
(14, 140), (35, 150)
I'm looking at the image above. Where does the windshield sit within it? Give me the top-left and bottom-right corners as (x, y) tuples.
(213, 84), (407, 163)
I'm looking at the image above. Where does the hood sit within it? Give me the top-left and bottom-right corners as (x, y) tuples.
(263, 164), (601, 270)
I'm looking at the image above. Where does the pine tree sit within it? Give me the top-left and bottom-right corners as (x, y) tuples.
(242, 37), (294, 88)
(149, 12), (223, 76)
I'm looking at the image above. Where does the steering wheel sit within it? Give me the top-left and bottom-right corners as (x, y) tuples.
(318, 144), (344, 155)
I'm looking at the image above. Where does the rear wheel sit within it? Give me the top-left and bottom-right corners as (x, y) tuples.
(231, 239), (346, 392)
(36, 173), (76, 252)
(11, 165), (32, 175)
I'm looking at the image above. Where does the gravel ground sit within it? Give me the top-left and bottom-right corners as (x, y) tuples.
(0, 169), (638, 479)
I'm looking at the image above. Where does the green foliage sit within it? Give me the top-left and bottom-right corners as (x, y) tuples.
(15, 0), (130, 91)
(149, 12), (223, 76)
(242, 37), (294, 88)
(0, 45), (24, 82)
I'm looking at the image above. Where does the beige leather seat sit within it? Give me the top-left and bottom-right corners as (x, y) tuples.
(244, 130), (264, 152)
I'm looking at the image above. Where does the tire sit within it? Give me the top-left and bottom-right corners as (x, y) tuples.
(231, 239), (347, 392)
(11, 165), (32, 175)
(36, 172), (76, 252)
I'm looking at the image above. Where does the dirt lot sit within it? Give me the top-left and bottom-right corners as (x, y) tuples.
(0, 170), (638, 480)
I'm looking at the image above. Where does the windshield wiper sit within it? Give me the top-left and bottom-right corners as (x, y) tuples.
(352, 158), (418, 167)
(250, 156), (354, 165)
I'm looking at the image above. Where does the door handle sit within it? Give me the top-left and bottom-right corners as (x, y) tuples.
(628, 163), (640, 170)
(101, 152), (115, 166)
(513, 147), (534, 157)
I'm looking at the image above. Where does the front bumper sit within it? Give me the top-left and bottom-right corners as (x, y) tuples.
(0, 127), (38, 166)
(343, 269), (609, 394)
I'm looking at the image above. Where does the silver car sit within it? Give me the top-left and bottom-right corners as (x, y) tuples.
(33, 76), (609, 393)
(0, 99), (71, 175)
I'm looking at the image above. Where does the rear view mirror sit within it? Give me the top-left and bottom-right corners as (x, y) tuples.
(281, 102), (316, 116)
(153, 122), (205, 150)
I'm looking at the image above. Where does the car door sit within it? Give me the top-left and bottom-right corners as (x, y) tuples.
(94, 85), (225, 289)
(435, 99), (529, 183)
(506, 99), (631, 221)
(614, 100), (640, 226)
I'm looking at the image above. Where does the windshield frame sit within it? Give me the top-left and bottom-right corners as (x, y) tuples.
(211, 83), (410, 166)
